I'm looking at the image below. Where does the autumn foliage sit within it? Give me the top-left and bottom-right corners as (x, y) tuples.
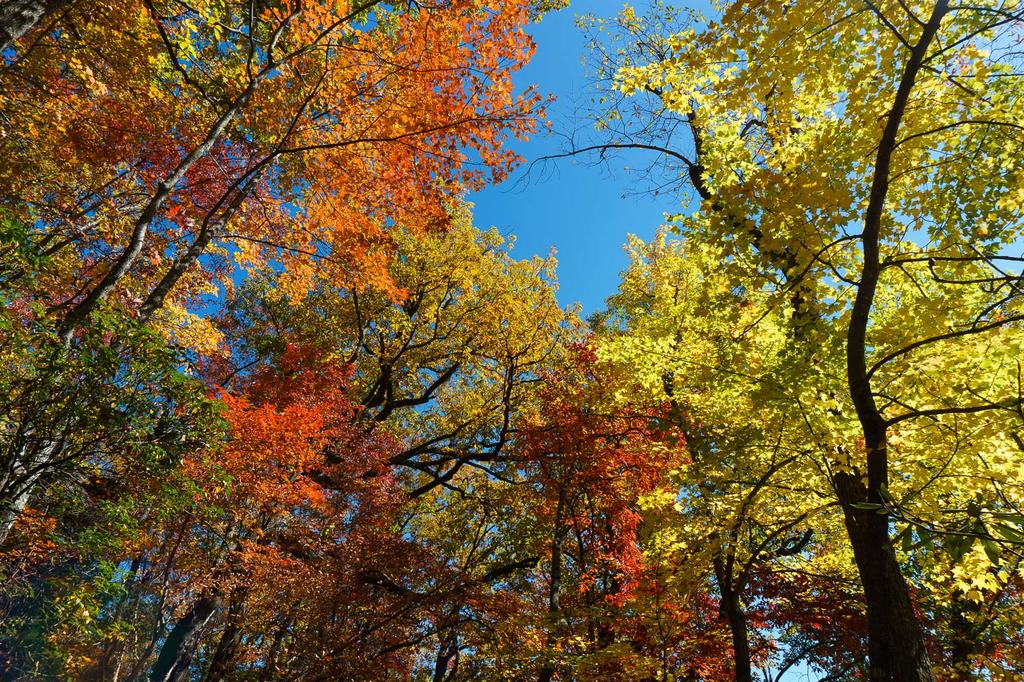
(3, 0), (1024, 680)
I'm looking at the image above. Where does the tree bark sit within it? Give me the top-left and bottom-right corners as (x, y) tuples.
(258, 618), (290, 682)
(722, 594), (751, 682)
(0, 483), (32, 546)
(537, 484), (567, 682)
(835, 474), (932, 681)
(0, 0), (71, 55)
(431, 631), (458, 682)
(712, 557), (752, 682)
(201, 590), (245, 682)
(149, 594), (220, 682)
(0, 436), (60, 546)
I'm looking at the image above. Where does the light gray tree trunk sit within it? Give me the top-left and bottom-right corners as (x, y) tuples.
(0, 437), (58, 545)
(0, 0), (72, 55)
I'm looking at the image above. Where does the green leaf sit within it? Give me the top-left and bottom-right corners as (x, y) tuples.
(981, 537), (1001, 565)
(901, 527), (915, 552)
(992, 523), (1024, 544)
(945, 534), (974, 563)
(991, 512), (1024, 525)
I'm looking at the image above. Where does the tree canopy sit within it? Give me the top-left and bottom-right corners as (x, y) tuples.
(2, 1), (1023, 681)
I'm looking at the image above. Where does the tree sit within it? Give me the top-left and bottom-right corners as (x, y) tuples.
(505, 343), (692, 681)
(587, 1), (1024, 679)
(3, 0), (542, 335)
(0, 309), (221, 546)
(16, 212), (574, 680)
(596, 231), (857, 680)
(0, 0), (547, 545)
(149, 346), (429, 681)
(6, 0), (1024, 678)
(212, 209), (574, 679)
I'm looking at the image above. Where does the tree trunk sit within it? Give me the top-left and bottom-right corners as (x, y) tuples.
(201, 590), (245, 682)
(835, 473), (933, 681)
(537, 484), (567, 682)
(722, 592), (751, 682)
(258, 615), (291, 682)
(431, 631), (458, 682)
(149, 594), (220, 682)
(0, 0), (71, 54)
(0, 483), (32, 546)
(0, 438), (58, 546)
(712, 557), (751, 682)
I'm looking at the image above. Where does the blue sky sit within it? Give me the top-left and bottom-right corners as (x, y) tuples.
(469, 1), (685, 314)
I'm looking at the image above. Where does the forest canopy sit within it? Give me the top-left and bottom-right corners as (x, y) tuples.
(1, 1), (1023, 681)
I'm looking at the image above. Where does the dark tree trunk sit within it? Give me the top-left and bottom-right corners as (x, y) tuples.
(722, 592), (751, 682)
(258, 618), (290, 682)
(835, 473), (933, 681)
(431, 631), (458, 682)
(149, 594), (220, 682)
(0, 0), (71, 54)
(712, 557), (751, 682)
(537, 485), (567, 682)
(202, 590), (246, 682)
